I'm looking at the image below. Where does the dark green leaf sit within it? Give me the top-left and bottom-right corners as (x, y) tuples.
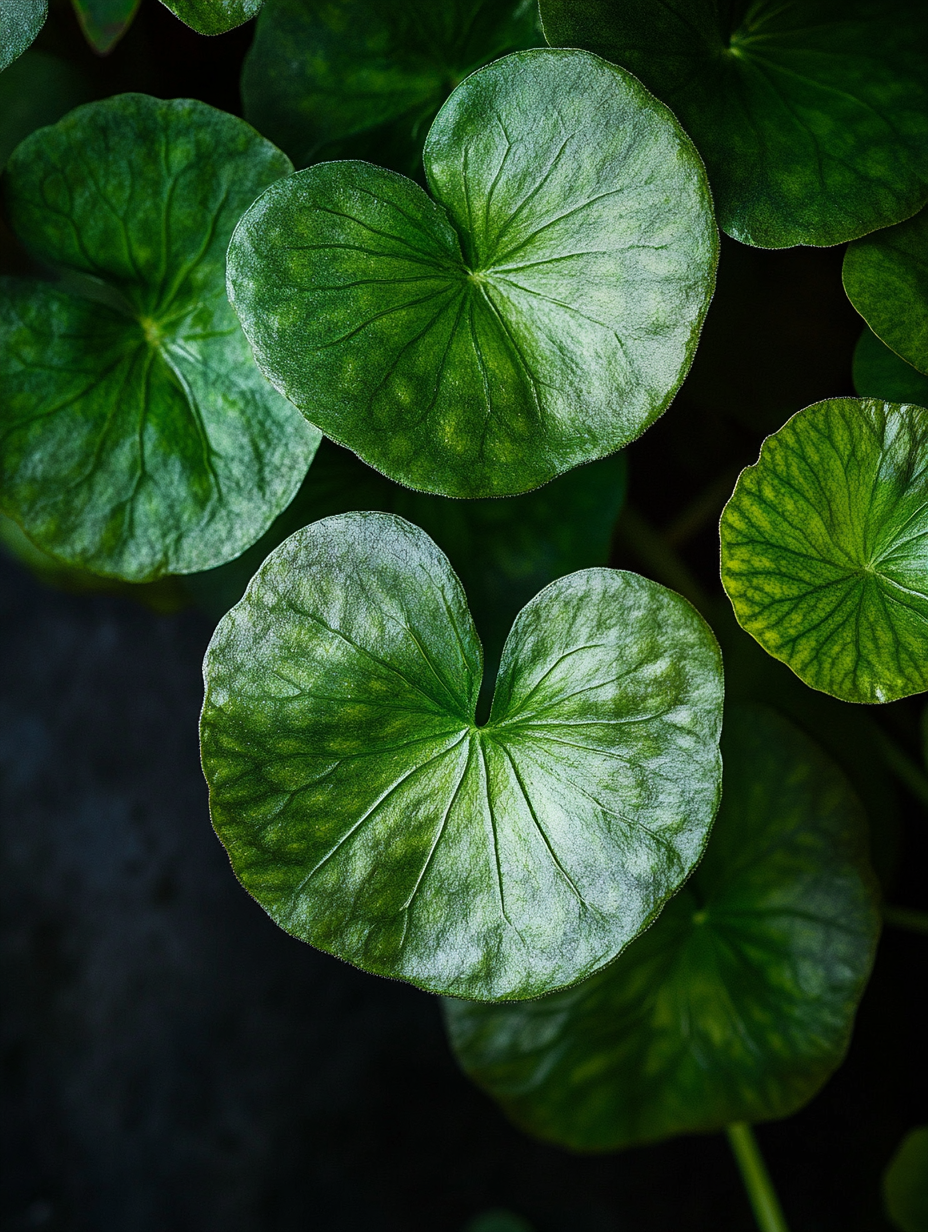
(200, 511), (723, 1001)
(0, 1), (46, 72)
(156, 0), (261, 34)
(720, 397), (928, 704)
(445, 704), (880, 1149)
(0, 94), (319, 582)
(884, 1127), (928, 1232)
(241, 0), (540, 173)
(0, 51), (91, 170)
(229, 49), (717, 498)
(71, 0), (140, 53)
(539, 0), (928, 248)
(854, 328), (928, 405)
(844, 205), (928, 376)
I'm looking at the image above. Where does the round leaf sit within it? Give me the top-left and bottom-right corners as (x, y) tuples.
(884, 1127), (928, 1232)
(720, 397), (928, 704)
(445, 704), (880, 1150)
(844, 204), (928, 376)
(156, 0), (261, 35)
(0, 94), (319, 582)
(200, 511), (723, 1001)
(853, 328), (928, 406)
(0, 0), (46, 73)
(539, 0), (928, 248)
(241, 0), (540, 172)
(228, 49), (718, 499)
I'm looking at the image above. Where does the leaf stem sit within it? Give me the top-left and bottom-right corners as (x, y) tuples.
(872, 729), (928, 811)
(613, 505), (712, 617)
(883, 904), (928, 935)
(726, 1122), (791, 1232)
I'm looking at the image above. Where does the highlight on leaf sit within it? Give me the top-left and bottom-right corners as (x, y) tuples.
(0, 0), (47, 72)
(156, 0), (262, 35)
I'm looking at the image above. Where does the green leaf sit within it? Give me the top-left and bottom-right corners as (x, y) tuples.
(0, 94), (319, 583)
(71, 0), (140, 53)
(156, 0), (261, 34)
(720, 397), (928, 704)
(844, 204), (928, 376)
(465, 1213), (535, 1232)
(445, 704), (880, 1149)
(854, 328), (928, 405)
(241, 0), (540, 173)
(0, 0), (47, 72)
(884, 1127), (928, 1232)
(539, 0), (928, 248)
(0, 51), (91, 170)
(228, 49), (718, 499)
(200, 511), (723, 1001)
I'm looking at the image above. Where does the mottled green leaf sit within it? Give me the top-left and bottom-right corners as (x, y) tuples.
(844, 205), (928, 376)
(884, 1127), (928, 1232)
(854, 328), (928, 406)
(0, 94), (319, 582)
(157, 0), (261, 34)
(445, 705), (880, 1149)
(200, 512), (723, 1001)
(242, 0), (539, 173)
(71, 0), (140, 52)
(720, 398), (928, 704)
(0, 51), (90, 170)
(0, 0), (46, 72)
(539, 0), (928, 248)
(228, 49), (717, 499)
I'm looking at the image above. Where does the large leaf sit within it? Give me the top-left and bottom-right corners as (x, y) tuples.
(445, 705), (880, 1149)
(720, 398), (928, 704)
(0, 51), (90, 170)
(0, 94), (319, 582)
(228, 49), (718, 499)
(200, 512), (723, 1001)
(884, 1127), (928, 1232)
(241, 0), (540, 173)
(853, 328), (928, 406)
(539, 0), (928, 249)
(0, 0), (46, 72)
(156, 0), (261, 34)
(71, 0), (140, 54)
(844, 204), (928, 376)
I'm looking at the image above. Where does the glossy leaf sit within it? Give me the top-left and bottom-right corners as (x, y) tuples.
(0, 0), (46, 72)
(72, 0), (140, 53)
(241, 0), (539, 173)
(853, 328), (928, 406)
(228, 49), (718, 499)
(156, 0), (261, 34)
(720, 398), (928, 704)
(0, 51), (90, 170)
(844, 205), (928, 376)
(200, 512), (723, 1001)
(539, 0), (928, 248)
(885, 1127), (928, 1232)
(0, 94), (319, 582)
(445, 705), (880, 1150)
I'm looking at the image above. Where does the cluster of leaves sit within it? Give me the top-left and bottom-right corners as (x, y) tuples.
(2, 1), (928, 1226)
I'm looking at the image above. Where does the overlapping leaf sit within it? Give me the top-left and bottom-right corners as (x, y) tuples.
(853, 328), (928, 406)
(228, 49), (718, 498)
(157, 0), (261, 34)
(539, 0), (928, 248)
(720, 398), (928, 703)
(445, 705), (880, 1149)
(0, 94), (319, 582)
(0, 0), (47, 72)
(200, 512), (723, 1001)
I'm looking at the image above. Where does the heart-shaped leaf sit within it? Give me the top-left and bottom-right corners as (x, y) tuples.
(199, 512), (723, 1001)
(157, 0), (261, 35)
(854, 328), (928, 406)
(720, 397), (928, 704)
(0, 94), (319, 582)
(0, 0), (47, 72)
(445, 704), (880, 1149)
(228, 49), (718, 499)
(539, 0), (928, 248)
(71, 0), (140, 54)
(844, 204), (928, 376)
(242, 0), (540, 173)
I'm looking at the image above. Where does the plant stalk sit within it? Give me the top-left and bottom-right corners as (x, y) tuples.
(883, 904), (928, 935)
(726, 1122), (791, 1232)
(872, 729), (928, 811)
(613, 505), (712, 618)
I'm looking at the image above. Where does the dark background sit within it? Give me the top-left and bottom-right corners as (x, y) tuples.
(2, 4), (927, 1229)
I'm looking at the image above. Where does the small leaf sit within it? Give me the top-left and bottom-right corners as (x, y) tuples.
(157, 0), (261, 35)
(0, 94), (319, 582)
(884, 1127), (928, 1232)
(720, 398), (928, 704)
(0, 0), (47, 72)
(71, 0), (140, 53)
(241, 0), (540, 172)
(445, 705), (880, 1149)
(844, 204), (928, 376)
(539, 0), (928, 248)
(853, 328), (928, 405)
(228, 49), (717, 498)
(0, 51), (91, 170)
(199, 512), (723, 1001)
